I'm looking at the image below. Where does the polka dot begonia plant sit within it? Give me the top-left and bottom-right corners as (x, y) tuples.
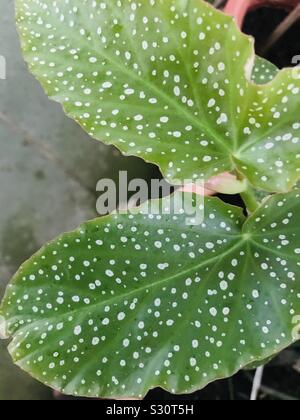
(0, 0), (300, 399)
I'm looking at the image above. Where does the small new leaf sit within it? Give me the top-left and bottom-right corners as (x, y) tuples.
(252, 56), (279, 85)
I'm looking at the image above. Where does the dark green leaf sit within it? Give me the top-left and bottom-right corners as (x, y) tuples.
(0, 0), (154, 399)
(252, 56), (279, 84)
(16, 0), (300, 192)
(1, 191), (300, 398)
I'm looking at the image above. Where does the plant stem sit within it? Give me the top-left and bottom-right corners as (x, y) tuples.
(224, 0), (300, 29)
(260, 4), (300, 55)
(224, 0), (252, 27)
(240, 188), (260, 214)
(250, 366), (264, 400)
(259, 385), (298, 401)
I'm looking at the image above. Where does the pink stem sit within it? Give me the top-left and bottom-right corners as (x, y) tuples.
(224, 0), (254, 27)
(224, 0), (299, 28)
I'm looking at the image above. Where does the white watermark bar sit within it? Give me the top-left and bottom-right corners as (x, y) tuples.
(96, 171), (205, 226)
(292, 55), (300, 80)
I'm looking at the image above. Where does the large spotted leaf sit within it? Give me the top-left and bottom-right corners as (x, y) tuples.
(1, 191), (300, 398)
(16, 0), (300, 192)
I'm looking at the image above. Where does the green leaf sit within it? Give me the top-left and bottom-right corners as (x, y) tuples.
(1, 190), (300, 398)
(16, 0), (300, 192)
(252, 56), (279, 84)
(0, 0), (155, 399)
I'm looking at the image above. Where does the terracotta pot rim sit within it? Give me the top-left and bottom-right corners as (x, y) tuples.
(224, 0), (298, 28)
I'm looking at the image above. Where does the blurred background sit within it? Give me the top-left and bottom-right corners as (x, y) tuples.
(0, 0), (299, 400)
